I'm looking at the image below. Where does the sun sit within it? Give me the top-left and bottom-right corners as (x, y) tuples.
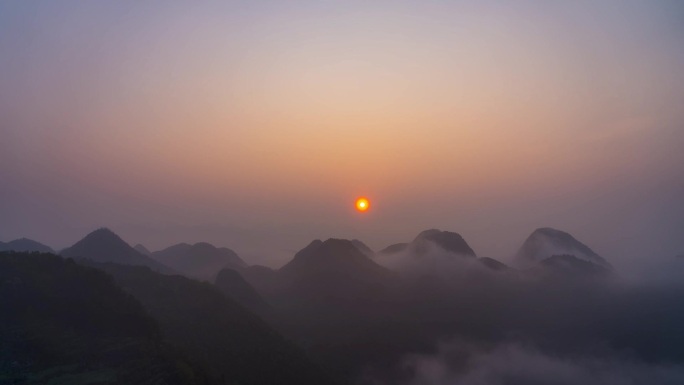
(355, 197), (370, 212)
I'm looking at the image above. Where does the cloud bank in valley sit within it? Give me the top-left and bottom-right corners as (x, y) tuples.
(402, 342), (684, 385)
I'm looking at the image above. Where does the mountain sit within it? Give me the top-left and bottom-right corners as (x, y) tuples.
(374, 229), (477, 276)
(61, 228), (173, 274)
(378, 230), (476, 257)
(514, 227), (611, 269)
(93, 262), (338, 385)
(279, 239), (395, 301)
(280, 239), (390, 280)
(133, 243), (152, 256)
(411, 229), (476, 256)
(0, 251), (205, 384)
(153, 242), (246, 280)
(0, 238), (54, 253)
(215, 268), (270, 313)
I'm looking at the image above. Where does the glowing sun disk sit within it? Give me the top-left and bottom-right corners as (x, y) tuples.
(355, 197), (370, 212)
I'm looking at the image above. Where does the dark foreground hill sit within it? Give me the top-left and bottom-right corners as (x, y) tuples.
(92, 262), (339, 385)
(0, 251), (204, 385)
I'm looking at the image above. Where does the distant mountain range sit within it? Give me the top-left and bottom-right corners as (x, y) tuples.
(8, 225), (616, 304)
(12, 225), (612, 282)
(1, 225), (630, 384)
(373, 227), (615, 278)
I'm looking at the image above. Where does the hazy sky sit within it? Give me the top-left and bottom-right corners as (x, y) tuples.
(2, 1), (683, 267)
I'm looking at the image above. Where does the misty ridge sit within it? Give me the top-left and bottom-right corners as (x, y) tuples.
(3, 225), (684, 385)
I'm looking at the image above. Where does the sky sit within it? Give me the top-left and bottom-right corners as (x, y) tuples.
(1, 1), (683, 267)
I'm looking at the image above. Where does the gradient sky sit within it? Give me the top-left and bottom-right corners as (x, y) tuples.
(1, 1), (683, 267)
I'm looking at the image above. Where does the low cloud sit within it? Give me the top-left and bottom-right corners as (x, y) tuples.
(402, 342), (684, 385)
(374, 242), (491, 279)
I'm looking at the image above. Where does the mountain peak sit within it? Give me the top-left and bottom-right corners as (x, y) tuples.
(413, 229), (476, 256)
(280, 238), (385, 276)
(82, 227), (122, 243)
(319, 238), (358, 253)
(515, 227), (610, 269)
(61, 228), (172, 273)
(192, 241), (216, 249)
(278, 238), (394, 301)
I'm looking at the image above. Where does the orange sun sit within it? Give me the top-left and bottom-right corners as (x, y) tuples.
(355, 197), (370, 212)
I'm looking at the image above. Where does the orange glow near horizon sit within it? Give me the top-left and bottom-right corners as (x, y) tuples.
(355, 197), (370, 212)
